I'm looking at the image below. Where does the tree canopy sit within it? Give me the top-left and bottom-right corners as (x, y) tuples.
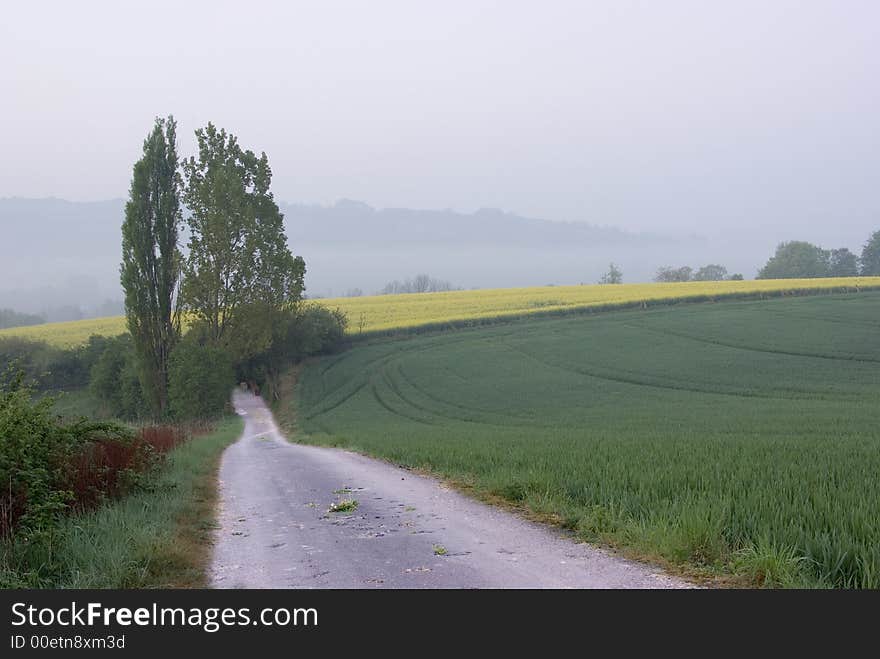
(861, 230), (880, 276)
(828, 248), (859, 277)
(654, 266), (693, 282)
(598, 263), (623, 284)
(757, 241), (830, 279)
(693, 264), (728, 281)
(181, 123), (305, 353)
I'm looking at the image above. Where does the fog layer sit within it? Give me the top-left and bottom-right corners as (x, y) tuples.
(1, 1), (877, 242)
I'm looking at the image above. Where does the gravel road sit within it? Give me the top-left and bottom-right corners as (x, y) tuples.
(210, 390), (692, 588)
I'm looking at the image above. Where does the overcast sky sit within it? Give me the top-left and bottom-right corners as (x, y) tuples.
(2, 0), (877, 244)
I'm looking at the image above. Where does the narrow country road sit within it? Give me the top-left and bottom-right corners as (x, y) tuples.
(210, 390), (692, 588)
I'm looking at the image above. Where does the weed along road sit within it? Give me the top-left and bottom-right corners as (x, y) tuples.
(211, 391), (690, 589)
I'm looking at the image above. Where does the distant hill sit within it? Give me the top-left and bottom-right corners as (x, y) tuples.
(0, 197), (662, 258)
(281, 199), (661, 247)
(0, 196), (704, 314)
(0, 197), (124, 262)
(0, 198), (126, 319)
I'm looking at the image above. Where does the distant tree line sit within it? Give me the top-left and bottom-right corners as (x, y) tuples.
(654, 264), (743, 283)
(0, 308), (45, 329)
(0, 300), (124, 325)
(757, 231), (880, 279)
(381, 274), (458, 295)
(0, 335), (112, 393)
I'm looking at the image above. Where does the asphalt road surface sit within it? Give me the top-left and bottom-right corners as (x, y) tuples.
(210, 390), (692, 589)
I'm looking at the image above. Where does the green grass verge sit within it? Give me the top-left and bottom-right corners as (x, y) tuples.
(284, 292), (880, 588)
(1, 416), (242, 588)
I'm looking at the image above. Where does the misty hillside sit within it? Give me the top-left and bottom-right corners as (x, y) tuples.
(283, 199), (660, 247)
(0, 197), (710, 316)
(0, 197), (662, 258)
(0, 197), (123, 261)
(0, 198), (127, 320)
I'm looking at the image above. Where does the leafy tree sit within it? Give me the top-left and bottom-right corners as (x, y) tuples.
(654, 266), (693, 282)
(181, 123), (305, 355)
(693, 264), (728, 281)
(757, 241), (830, 279)
(828, 248), (859, 277)
(599, 263), (623, 284)
(728, 273), (744, 280)
(167, 338), (234, 420)
(121, 116), (182, 417)
(861, 230), (880, 276)
(89, 335), (148, 420)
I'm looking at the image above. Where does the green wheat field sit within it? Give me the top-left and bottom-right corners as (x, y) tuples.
(290, 292), (880, 587)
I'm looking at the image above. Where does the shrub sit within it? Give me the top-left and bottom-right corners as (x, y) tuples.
(62, 425), (188, 511)
(238, 304), (349, 401)
(0, 368), (134, 537)
(286, 304), (348, 358)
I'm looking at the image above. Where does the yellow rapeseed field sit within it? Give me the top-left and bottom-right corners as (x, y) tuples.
(328, 277), (880, 334)
(3, 277), (879, 347)
(0, 315), (128, 349)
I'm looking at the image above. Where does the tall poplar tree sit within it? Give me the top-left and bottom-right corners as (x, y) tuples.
(120, 116), (182, 417)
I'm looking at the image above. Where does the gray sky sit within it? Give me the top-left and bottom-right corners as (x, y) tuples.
(2, 0), (878, 245)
